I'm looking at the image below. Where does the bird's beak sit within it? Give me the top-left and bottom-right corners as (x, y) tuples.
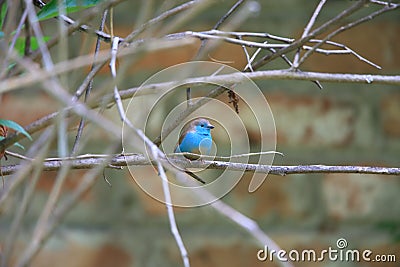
(208, 124), (214, 129)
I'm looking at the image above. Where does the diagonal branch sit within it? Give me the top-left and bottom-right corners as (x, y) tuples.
(292, 0), (327, 68)
(123, 0), (204, 43)
(71, 9), (109, 154)
(109, 36), (190, 267)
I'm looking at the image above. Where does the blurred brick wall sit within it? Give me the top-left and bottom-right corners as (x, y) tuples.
(1, 2), (399, 267)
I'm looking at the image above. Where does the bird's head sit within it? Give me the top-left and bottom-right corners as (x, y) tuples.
(192, 118), (214, 135)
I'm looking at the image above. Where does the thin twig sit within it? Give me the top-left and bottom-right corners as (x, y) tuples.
(152, 148), (190, 267)
(369, 0), (399, 7)
(32, 0), (45, 8)
(181, 31), (289, 49)
(168, 30), (381, 69)
(196, 0), (246, 57)
(209, 195), (294, 267)
(248, 44), (323, 89)
(123, 0), (202, 44)
(251, 0), (368, 69)
(24, 9), (31, 56)
(243, 40), (265, 70)
(24, 0), (56, 71)
(194, 29), (294, 42)
(71, 9), (109, 154)
(292, 0), (327, 69)
(0, 8), (28, 80)
(214, 0), (246, 30)
(303, 41), (381, 69)
(238, 35), (254, 72)
(73, 62), (108, 100)
(191, 0), (246, 106)
(8, 10), (28, 57)
(298, 3), (398, 68)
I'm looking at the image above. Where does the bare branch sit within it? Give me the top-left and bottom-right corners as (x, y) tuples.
(2, 154), (399, 176)
(252, 0), (368, 69)
(123, 0), (203, 43)
(193, 0), (247, 107)
(292, 0), (327, 68)
(370, 0), (400, 7)
(71, 9), (109, 155)
(303, 41), (381, 69)
(298, 3), (398, 68)
(170, 30), (381, 69)
(152, 150), (190, 267)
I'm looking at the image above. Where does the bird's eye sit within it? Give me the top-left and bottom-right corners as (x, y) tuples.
(200, 124), (204, 127)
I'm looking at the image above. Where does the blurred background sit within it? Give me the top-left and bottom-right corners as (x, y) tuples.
(0, 1), (399, 266)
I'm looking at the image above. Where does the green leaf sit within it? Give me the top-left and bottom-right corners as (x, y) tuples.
(37, 0), (102, 21)
(6, 62), (16, 71)
(13, 142), (25, 150)
(0, 119), (32, 140)
(14, 37), (50, 56)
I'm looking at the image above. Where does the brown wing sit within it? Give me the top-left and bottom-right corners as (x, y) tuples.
(177, 120), (196, 147)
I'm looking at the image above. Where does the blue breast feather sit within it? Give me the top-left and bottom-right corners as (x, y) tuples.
(176, 131), (212, 154)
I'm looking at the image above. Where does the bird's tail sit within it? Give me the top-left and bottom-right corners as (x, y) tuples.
(185, 171), (206, 184)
